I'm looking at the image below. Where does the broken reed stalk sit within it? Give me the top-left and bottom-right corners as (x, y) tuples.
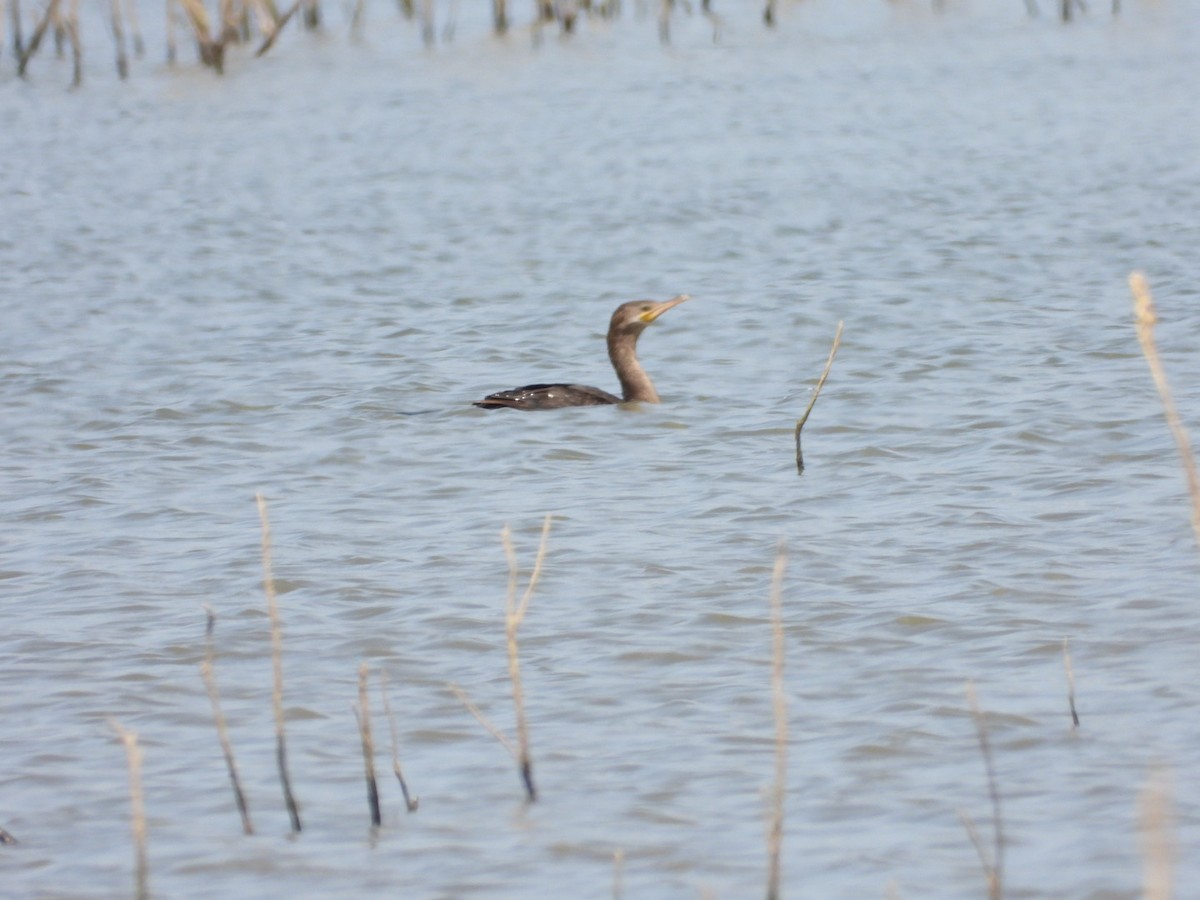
(613, 848), (624, 899)
(255, 0), (301, 57)
(418, 0), (433, 47)
(256, 492), (302, 833)
(379, 670), (419, 811)
(766, 541), (788, 900)
(122, 0), (143, 55)
(165, 0), (177, 63)
(67, 0), (81, 86)
(176, 0), (222, 69)
(10, 0), (26, 59)
(200, 606), (254, 835)
(109, 718), (149, 900)
(502, 514), (552, 803)
(354, 662), (382, 827)
(1138, 766), (1174, 900)
(110, 0), (128, 78)
(795, 320), (844, 474)
(1061, 638), (1079, 729)
(15, 0), (62, 77)
(449, 682), (518, 758)
(1130, 272), (1200, 550)
(963, 682), (1003, 900)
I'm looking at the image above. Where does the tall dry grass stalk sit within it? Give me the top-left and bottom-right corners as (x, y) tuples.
(765, 541), (788, 900)
(1138, 766), (1174, 900)
(379, 670), (419, 812)
(109, 718), (149, 900)
(1061, 638), (1079, 730)
(795, 321), (844, 474)
(200, 606), (254, 834)
(613, 848), (625, 900)
(354, 662), (382, 827)
(1130, 272), (1200, 550)
(255, 0), (300, 57)
(502, 514), (552, 803)
(256, 492), (302, 833)
(66, 0), (80, 85)
(15, 0), (62, 77)
(449, 682), (518, 757)
(176, 0), (223, 68)
(448, 515), (551, 803)
(110, 0), (128, 76)
(961, 682), (1003, 900)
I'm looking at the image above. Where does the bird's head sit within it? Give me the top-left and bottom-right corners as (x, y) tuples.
(610, 294), (691, 336)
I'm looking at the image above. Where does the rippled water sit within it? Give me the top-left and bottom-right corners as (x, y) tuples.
(4, 2), (1200, 897)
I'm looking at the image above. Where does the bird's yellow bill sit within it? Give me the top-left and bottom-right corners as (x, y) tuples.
(639, 294), (691, 323)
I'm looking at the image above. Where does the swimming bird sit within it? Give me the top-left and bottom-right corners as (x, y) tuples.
(473, 295), (691, 411)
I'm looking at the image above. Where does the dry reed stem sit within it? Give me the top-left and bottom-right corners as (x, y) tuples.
(766, 541), (788, 900)
(613, 848), (625, 899)
(200, 606), (254, 834)
(502, 514), (552, 803)
(257, 492), (302, 833)
(964, 682), (1003, 900)
(1130, 272), (1200, 550)
(379, 670), (419, 811)
(108, 718), (149, 900)
(1138, 765), (1174, 900)
(122, 0), (142, 55)
(795, 320), (844, 474)
(176, 0), (222, 68)
(66, 0), (80, 86)
(1061, 638), (1079, 729)
(165, 0), (177, 63)
(449, 682), (517, 757)
(418, 0), (433, 46)
(255, 0), (300, 56)
(10, 0), (26, 59)
(354, 662), (382, 827)
(109, 0), (127, 77)
(15, 0), (62, 76)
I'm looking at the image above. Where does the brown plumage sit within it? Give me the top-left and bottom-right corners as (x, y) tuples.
(474, 295), (691, 411)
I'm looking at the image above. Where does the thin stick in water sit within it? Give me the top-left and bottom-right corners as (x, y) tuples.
(613, 848), (625, 900)
(502, 514), (551, 803)
(379, 670), (419, 811)
(765, 541), (788, 900)
(15, 0), (63, 77)
(109, 0), (127, 78)
(255, 0), (300, 56)
(795, 321), (844, 474)
(66, 0), (80, 86)
(109, 719), (149, 900)
(449, 682), (518, 757)
(1138, 765), (1174, 900)
(964, 682), (1003, 900)
(257, 492), (302, 833)
(122, 0), (142, 55)
(1061, 638), (1079, 729)
(1130, 271), (1200, 550)
(200, 606), (254, 834)
(354, 662), (382, 827)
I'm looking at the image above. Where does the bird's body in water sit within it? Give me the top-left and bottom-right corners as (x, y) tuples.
(474, 295), (691, 411)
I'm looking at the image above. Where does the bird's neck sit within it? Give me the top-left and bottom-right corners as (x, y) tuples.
(608, 331), (659, 403)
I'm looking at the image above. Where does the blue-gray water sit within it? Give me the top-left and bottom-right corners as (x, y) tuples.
(3, 2), (1200, 897)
